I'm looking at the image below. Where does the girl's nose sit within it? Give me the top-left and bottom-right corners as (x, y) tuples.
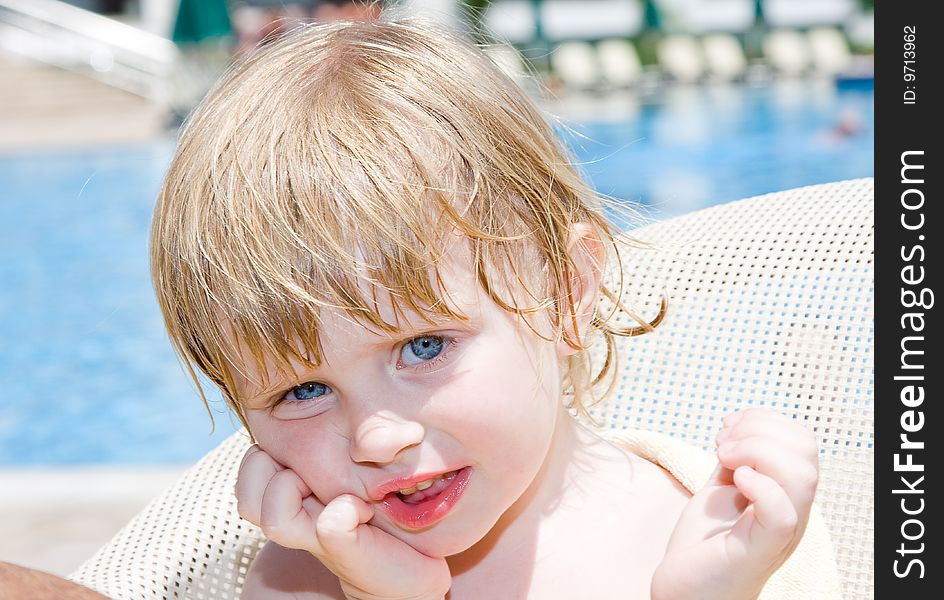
(349, 410), (425, 465)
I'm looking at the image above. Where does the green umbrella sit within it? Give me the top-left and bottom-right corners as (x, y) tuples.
(172, 0), (232, 44)
(744, 0), (767, 58)
(643, 0), (661, 32)
(529, 0), (544, 44)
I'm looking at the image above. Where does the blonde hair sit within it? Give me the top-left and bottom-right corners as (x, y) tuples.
(150, 18), (662, 432)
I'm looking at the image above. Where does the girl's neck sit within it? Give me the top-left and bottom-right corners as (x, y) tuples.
(446, 405), (620, 587)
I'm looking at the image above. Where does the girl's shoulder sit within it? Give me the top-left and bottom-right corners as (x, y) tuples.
(242, 541), (345, 600)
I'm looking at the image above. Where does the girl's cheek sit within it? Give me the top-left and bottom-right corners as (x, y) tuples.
(280, 440), (350, 503)
(263, 422), (333, 471)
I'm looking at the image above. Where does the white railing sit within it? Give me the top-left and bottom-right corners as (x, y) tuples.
(0, 0), (179, 102)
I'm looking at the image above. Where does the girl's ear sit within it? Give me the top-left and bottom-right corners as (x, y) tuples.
(557, 222), (606, 357)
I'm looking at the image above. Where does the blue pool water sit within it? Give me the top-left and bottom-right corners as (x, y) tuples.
(562, 79), (873, 218)
(0, 80), (873, 465)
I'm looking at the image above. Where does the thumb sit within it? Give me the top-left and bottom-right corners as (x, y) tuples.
(316, 495), (451, 599)
(704, 461), (735, 487)
(314, 494), (377, 572)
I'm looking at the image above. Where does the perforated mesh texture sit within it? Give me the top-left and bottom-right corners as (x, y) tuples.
(70, 179), (873, 599)
(590, 178), (873, 599)
(69, 430), (264, 598)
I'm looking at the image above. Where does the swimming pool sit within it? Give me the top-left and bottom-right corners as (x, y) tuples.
(0, 79), (873, 465)
(559, 78), (873, 219)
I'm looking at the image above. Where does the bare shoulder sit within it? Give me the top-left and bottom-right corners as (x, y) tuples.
(242, 541), (345, 600)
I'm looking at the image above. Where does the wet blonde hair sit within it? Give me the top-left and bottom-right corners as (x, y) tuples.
(151, 18), (662, 432)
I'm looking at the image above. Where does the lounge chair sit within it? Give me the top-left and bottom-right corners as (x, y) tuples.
(807, 27), (853, 78)
(550, 41), (601, 91)
(657, 34), (705, 84)
(764, 29), (813, 77)
(701, 33), (747, 82)
(70, 179), (874, 600)
(597, 38), (643, 89)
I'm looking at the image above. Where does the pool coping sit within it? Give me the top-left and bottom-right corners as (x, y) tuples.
(0, 466), (188, 577)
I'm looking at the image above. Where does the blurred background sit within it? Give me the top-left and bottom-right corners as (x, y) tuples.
(0, 0), (873, 577)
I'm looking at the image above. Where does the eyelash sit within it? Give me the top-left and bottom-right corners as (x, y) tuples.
(397, 334), (460, 372)
(273, 334), (461, 409)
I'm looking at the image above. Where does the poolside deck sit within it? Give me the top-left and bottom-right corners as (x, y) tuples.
(0, 56), (166, 153)
(0, 467), (186, 576)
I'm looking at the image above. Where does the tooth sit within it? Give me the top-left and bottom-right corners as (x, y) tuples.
(415, 479), (434, 491)
(399, 485), (418, 495)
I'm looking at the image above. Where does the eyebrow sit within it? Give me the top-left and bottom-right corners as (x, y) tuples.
(241, 381), (288, 407)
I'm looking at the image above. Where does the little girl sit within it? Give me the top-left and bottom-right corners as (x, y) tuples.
(150, 18), (840, 600)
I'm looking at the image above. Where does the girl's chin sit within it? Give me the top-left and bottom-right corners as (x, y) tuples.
(380, 521), (486, 558)
(423, 536), (482, 559)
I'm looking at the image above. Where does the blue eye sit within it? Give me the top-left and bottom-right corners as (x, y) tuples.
(287, 382), (330, 402)
(400, 335), (445, 366)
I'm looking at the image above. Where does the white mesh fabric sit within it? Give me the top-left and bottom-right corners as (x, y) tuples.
(589, 178), (873, 599)
(70, 179), (874, 599)
(69, 430), (264, 599)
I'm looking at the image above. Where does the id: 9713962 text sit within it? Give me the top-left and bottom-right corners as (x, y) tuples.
(903, 26), (916, 105)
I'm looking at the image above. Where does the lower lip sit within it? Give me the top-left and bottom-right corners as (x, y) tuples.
(379, 467), (472, 530)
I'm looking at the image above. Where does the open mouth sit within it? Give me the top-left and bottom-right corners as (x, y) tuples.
(379, 467), (472, 530)
(395, 470), (459, 503)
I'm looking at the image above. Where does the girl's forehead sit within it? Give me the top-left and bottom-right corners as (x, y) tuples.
(225, 248), (481, 370)
(342, 231), (480, 312)
(345, 249), (484, 332)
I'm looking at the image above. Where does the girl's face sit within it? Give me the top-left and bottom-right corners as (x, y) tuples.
(235, 257), (568, 557)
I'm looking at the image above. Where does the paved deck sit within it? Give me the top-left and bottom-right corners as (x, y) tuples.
(0, 56), (166, 153)
(0, 468), (187, 577)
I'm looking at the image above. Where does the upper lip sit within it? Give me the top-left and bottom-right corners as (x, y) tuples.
(368, 468), (462, 502)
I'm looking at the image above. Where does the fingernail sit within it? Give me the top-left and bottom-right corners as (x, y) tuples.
(735, 465), (754, 479)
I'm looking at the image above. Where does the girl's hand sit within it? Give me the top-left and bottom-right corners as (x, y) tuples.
(235, 445), (451, 600)
(651, 408), (819, 600)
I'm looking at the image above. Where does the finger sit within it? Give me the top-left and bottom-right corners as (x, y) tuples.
(722, 409), (748, 429)
(718, 410), (818, 459)
(718, 436), (819, 491)
(686, 484), (748, 539)
(259, 468), (322, 552)
(716, 409), (755, 445)
(717, 436), (818, 508)
(731, 466), (799, 555)
(717, 408), (766, 440)
(238, 443), (262, 469)
(718, 408), (795, 433)
(315, 494), (376, 572)
(235, 448), (285, 525)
